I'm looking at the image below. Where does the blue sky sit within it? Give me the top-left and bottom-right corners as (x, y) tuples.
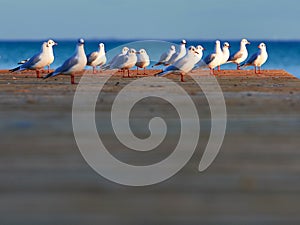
(1, 0), (299, 40)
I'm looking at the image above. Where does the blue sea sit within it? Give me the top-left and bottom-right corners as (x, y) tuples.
(0, 39), (299, 78)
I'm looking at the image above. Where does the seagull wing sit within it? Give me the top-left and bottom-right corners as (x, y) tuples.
(204, 53), (216, 65)
(228, 51), (243, 61)
(87, 52), (98, 65)
(52, 56), (79, 76)
(156, 65), (179, 77)
(241, 52), (259, 67)
(22, 52), (43, 69)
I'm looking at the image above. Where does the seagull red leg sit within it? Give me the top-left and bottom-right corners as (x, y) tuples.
(36, 70), (40, 79)
(71, 74), (75, 84)
(180, 73), (185, 82)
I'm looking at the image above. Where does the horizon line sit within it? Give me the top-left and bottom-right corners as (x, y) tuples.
(1, 38), (300, 42)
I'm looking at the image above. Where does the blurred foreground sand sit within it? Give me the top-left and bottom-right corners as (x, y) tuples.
(0, 70), (299, 225)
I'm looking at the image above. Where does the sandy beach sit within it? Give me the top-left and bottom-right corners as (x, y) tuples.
(0, 69), (299, 225)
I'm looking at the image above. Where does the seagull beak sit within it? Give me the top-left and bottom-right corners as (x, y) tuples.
(248, 42), (251, 45)
(54, 42), (58, 46)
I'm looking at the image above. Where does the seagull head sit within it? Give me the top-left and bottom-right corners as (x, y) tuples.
(46, 39), (58, 47)
(196, 45), (205, 52)
(170, 45), (176, 51)
(181, 40), (187, 45)
(98, 43), (105, 52)
(188, 46), (199, 55)
(241, 38), (250, 45)
(258, 43), (267, 49)
(78, 38), (85, 45)
(223, 42), (230, 48)
(137, 49), (147, 55)
(122, 47), (129, 54)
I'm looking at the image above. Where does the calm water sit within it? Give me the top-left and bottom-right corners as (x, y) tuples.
(0, 40), (299, 78)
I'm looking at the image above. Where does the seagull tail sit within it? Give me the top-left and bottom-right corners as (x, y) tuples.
(18, 59), (29, 65)
(9, 66), (21, 73)
(152, 62), (163, 67)
(43, 72), (54, 80)
(240, 62), (248, 68)
(102, 64), (110, 70)
(155, 70), (171, 77)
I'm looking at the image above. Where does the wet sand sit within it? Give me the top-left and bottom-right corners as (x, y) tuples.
(0, 69), (300, 225)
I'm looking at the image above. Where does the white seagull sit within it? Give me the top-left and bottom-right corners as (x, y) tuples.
(86, 42), (107, 73)
(43, 38), (87, 84)
(110, 48), (137, 77)
(10, 39), (57, 78)
(104, 47), (129, 70)
(241, 43), (268, 74)
(197, 40), (223, 75)
(153, 45), (176, 67)
(218, 42), (231, 71)
(156, 45), (204, 82)
(165, 40), (187, 65)
(136, 49), (150, 75)
(227, 38), (250, 70)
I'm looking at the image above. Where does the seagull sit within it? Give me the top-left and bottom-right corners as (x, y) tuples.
(241, 43), (268, 74)
(104, 47), (129, 70)
(156, 45), (204, 82)
(136, 49), (150, 75)
(218, 42), (231, 71)
(43, 38), (87, 84)
(227, 38), (250, 70)
(153, 45), (176, 67)
(10, 39), (57, 78)
(165, 40), (187, 65)
(86, 42), (107, 74)
(110, 48), (137, 78)
(196, 40), (223, 75)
